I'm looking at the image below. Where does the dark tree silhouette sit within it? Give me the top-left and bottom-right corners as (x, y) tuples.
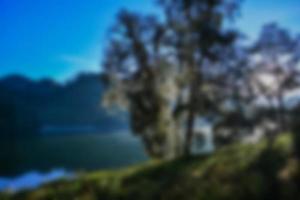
(103, 0), (241, 158)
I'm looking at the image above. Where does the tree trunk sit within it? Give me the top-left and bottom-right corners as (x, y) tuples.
(184, 93), (196, 156)
(183, 73), (199, 156)
(277, 92), (286, 132)
(292, 114), (300, 159)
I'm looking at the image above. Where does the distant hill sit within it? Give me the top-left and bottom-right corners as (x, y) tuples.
(0, 73), (128, 138)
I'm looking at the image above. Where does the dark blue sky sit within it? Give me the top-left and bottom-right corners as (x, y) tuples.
(1, 0), (300, 82)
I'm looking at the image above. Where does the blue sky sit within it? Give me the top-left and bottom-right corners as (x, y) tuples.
(0, 0), (300, 82)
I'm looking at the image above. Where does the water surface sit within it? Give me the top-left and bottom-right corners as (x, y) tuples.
(0, 132), (148, 177)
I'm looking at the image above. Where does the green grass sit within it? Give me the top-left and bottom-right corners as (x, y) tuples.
(3, 134), (300, 200)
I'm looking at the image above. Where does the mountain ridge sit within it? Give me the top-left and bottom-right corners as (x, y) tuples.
(0, 73), (127, 138)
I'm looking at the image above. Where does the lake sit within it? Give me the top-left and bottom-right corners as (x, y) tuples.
(0, 133), (148, 177)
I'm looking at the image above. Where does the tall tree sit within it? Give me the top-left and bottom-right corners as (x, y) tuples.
(158, 0), (240, 155)
(250, 23), (295, 132)
(103, 0), (241, 158)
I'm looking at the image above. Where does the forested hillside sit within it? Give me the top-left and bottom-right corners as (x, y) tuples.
(0, 73), (127, 138)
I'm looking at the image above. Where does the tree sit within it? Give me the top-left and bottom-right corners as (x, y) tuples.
(159, 0), (241, 155)
(249, 23), (296, 132)
(103, 10), (181, 159)
(103, 0), (241, 159)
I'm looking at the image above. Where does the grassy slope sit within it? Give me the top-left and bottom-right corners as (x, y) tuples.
(2, 134), (300, 200)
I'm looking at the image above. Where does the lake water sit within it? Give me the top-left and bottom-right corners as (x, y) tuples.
(0, 132), (148, 192)
(0, 169), (73, 192)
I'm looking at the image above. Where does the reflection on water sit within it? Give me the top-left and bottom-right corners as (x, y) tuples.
(0, 169), (73, 193)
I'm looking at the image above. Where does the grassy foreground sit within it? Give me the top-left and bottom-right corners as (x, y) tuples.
(2, 134), (300, 200)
